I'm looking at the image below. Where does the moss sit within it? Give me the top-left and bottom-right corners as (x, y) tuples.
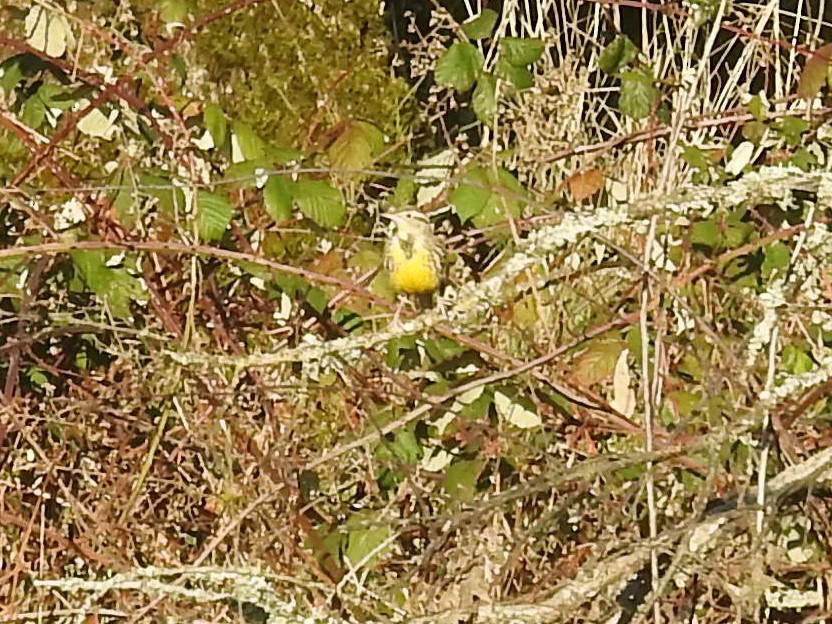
(188, 0), (419, 151)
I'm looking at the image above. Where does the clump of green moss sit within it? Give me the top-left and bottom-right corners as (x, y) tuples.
(190, 0), (419, 150)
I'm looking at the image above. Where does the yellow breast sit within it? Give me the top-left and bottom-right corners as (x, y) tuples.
(388, 245), (440, 295)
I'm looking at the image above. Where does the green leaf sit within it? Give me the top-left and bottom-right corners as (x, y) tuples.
(160, 0), (189, 23)
(344, 510), (391, 568)
(741, 120), (767, 144)
(376, 427), (423, 465)
(139, 172), (185, 217)
(443, 459), (483, 502)
(748, 94), (765, 121)
(294, 179), (345, 229)
(450, 166), (526, 227)
(500, 37), (544, 66)
(203, 103), (227, 148)
(390, 178), (417, 207)
(423, 337), (467, 362)
(782, 344), (815, 375)
(196, 190), (233, 242)
(20, 95), (46, 128)
(71, 249), (146, 319)
(761, 241), (790, 278)
(434, 41), (484, 92)
(472, 72), (497, 125)
(774, 116), (810, 146)
(263, 175), (294, 222)
(37, 83), (76, 110)
(598, 35), (639, 74)
(496, 57), (533, 90)
(681, 144), (716, 172)
(231, 121), (266, 161)
(327, 120), (385, 172)
(690, 219), (719, 249)
(619, 67), (659, 120)
(461, 9), (498, 39)
(0, 56), (24, 94)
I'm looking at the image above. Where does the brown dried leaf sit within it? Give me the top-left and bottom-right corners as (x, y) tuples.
(797, 43), (832, 99)
(568, 168), (604, 201)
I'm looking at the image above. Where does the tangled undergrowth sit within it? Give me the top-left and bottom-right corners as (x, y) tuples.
(2, 1), (832, 622)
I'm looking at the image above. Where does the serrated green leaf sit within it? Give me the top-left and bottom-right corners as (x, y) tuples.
(327, 120), (385, 172)
(762, 241), (790, 278)
(71, 249), (146, 319)
(263, 175), (294, 222)
(434, 41), (484, 92)
(619, 67), (659, 120)
(294, 179), (345, 229)
(496, 57), (533, 90)
(443, 459), (483, 502)
(139, 172), (185, 216)
(499, 37), (544, 66)
(203, 103), (227, 148)
(196, 190), (233, 242)
(231, 121), (265, 162)
(598, 35), (639, 74)
(450, 166), (526, 228)
(472, 72), (497, 125)
(461, 9), (498, 39)
(775, 116), (810, 146)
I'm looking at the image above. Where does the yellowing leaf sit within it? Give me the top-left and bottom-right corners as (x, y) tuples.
(25, 7), (71, 58)
(573, 340), (625, 387)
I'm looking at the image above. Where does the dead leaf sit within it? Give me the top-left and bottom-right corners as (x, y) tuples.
(797, 43), (832, 99)
(610, 348), (636, 417)
(567, 168), (604, 201)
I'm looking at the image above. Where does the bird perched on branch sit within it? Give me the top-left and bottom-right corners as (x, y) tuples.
(383, 210), (443, 311)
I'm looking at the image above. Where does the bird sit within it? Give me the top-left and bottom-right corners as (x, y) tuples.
(382, 210), (443, 311)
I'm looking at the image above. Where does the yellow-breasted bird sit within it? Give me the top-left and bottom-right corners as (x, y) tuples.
(383, 210), (443, 309)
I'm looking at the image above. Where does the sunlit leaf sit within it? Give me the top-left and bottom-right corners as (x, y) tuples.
(327, 120), (385, 173)
(499, 37), (545, 66)
(619, 67), (659, 120)
(599, 35), (639, 74)
(71, 249), (146, 319)
(494, 391), (541, 429)
(294, 179), (345, 228)
(461, 9), (498, 39)
(443, 459), (483, 502)
(203, 103), (227, 149)
(196, 190), (233, 242)
(472, 72), (497, 125)
(263, 175), (294, 222)
(434, 41), (483, 92)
